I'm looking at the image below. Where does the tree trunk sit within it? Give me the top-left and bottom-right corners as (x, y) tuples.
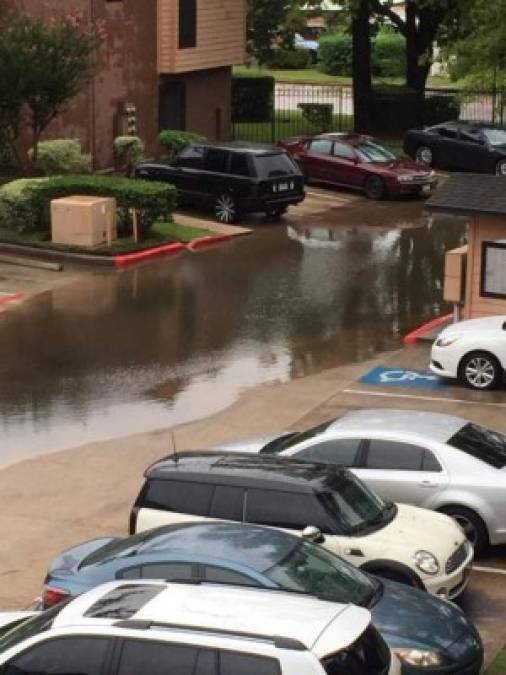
(352, 0), (372, 133)
(405, 2), (433, 96)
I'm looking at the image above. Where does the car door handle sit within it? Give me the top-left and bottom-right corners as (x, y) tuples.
(419, 480), (439, 488)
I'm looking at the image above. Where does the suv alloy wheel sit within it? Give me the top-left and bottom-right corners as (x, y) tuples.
(215, 193), (238, 224)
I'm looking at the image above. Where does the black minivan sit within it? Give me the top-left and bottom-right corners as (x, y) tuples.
(134, 141), (305, 224)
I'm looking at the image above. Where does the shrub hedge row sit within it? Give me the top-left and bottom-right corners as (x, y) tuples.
(1, 175), (176, 237)
(266, 48), (310, 70)
(232, 76), (275, 123)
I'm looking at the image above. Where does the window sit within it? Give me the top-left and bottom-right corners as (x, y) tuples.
(118, 640), (198, 675)
(449, 422), (506, 468)
(245, 489), (331, 531)
(204, 148), (229, 173)
(437, 126), (458, 139)
(355, 142), (396, 163)
(229, 153), (252, 177)
(220, 653), (280, 675)
(209, 486), (245, 520)
(143, 479), (214, 516)
(333, 142), (356, 160)
(422, 450), (442, 472)
(309, 139), (333, 156)
(481, 241), (506, 298)
(254, 153), (297, 178)
(202, 565), (256, 586)
(179, 0), (197, 49)
(296, 439), (361, 466)
(178, 145), (205, 169)
(365, 440), (425, 471)
(4, 637), (109, 675)
(460, 128), (483, 144)
(116, 562), (195, 582)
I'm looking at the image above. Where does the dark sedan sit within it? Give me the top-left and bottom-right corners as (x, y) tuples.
(404, 121), (506, 175)
(279, 132), (437, 199)
(42, 522), (483, 675)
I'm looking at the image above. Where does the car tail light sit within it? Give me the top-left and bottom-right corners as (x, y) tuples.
(42, 585), (70, 608)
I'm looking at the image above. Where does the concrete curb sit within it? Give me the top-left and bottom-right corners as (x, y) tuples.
(0, 292), (25, 307)
(403, 313), (453, 345)
(187, 234), (232, 252)
(114, 242), (185, 268)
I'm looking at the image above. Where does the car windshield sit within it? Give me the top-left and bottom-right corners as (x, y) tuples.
(266, 541), (377, 606)
(355, 142), (396, 163)
(268, 421), (333, 453)
(483, 128), (506, 146)
(255, 153), (298, 178)
(448, 423), (506, 468)
(0, 604), (66, 655)
(321, 473), (392, 535)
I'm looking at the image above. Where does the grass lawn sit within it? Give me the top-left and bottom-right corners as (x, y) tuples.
(234, 65), (455, 89)
(487, 648), (506, 674)
(0, 220), (211, 257)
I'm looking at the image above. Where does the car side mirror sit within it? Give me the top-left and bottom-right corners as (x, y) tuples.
(302, 526), (325, 544)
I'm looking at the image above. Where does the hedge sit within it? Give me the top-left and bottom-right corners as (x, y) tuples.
(158, 130), (204, 159)
(29, 139), (92, 176)
(372, 28), (406, 78)
(113, 136), (145, 175)
(318, 32), (352, 76)
(232, 76), (275, 123)
(266, 48), (310, 70)
(19, 175), (176, 236)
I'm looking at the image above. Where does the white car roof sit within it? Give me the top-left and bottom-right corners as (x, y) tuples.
(327, 409), (466, 443)
(55, 581), (370, 658)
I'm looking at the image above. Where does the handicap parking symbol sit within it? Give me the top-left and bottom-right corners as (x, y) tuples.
(360, 366), (448, 389)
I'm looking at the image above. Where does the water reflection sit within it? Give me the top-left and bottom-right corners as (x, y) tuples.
(0, 216), (467, 465)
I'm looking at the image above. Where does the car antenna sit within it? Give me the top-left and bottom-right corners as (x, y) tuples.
(171, 430), (179, 463)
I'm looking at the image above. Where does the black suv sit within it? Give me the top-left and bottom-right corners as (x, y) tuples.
(134, 142), (305, 224)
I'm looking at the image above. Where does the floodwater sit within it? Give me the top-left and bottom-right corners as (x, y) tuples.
(0, 203), (467, 466)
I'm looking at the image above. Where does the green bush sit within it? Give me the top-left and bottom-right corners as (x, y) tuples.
(29, 139), (92, 176)
(113, 136), (145, 175)
(423, 94), (460, 126)
(158, 130), (204, 159)
(372, 28), (406, 78)
(232, 76), (275, 123)
(266, 48), (310, 70)
(318, 32), (352, 76)
(21, 175), (176, 236)
(0, 178), (43, 231)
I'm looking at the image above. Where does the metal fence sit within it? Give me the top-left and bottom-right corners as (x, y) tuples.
(233, 82), (506, 144)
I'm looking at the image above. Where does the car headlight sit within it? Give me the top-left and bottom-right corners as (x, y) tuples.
(394, 648), (447, 667)
(429, 170), (436, 179)
(435, 335), (460, 347)
(397, 174), (414, 183)
(414, 550), (440, 575)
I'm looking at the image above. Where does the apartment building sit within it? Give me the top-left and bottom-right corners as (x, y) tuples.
(7, 0), (246, 168)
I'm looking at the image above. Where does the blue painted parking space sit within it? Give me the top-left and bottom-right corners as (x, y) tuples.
(360, 366), (449, 389)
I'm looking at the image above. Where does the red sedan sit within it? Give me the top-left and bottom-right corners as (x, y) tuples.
(278, 133), (437, 199)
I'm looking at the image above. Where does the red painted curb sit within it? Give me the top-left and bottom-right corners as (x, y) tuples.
(0, 292), (25, 306)
(114, 242), (185, 268)
(403, 313), (453, 345)
(187, 234), (231, 251)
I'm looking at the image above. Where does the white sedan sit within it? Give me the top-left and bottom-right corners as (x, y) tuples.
(430, 315), (506, 390)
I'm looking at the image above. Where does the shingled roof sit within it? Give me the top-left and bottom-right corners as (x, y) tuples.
(426, 174), (506, 218)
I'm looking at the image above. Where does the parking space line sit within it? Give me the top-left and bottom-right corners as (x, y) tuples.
(473, 566), (506, 575)
(306, 190), (356, 203)
(342, 388), (506, 408)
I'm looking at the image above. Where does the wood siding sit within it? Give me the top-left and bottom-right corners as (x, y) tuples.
(158, 0), (246, 74)
(464, 216), (506, 319)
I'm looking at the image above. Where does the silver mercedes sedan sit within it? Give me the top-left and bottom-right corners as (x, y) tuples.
(215, 409), (506, 555)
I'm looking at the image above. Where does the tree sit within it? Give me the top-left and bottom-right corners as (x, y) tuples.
(247, 0), (305, 65)
(0, 12), (104, 174)
(450, 0), (506, 91)
(351, 0), (373, 132)
(369, 0), (462, 95)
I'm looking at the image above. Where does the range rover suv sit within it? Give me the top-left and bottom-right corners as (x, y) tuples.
(134, 142), (305, 224)
(130, 453), (473, 600)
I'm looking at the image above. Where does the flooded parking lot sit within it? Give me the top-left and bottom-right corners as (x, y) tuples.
(0, 197), (467, 465)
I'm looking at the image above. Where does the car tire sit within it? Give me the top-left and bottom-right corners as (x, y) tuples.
(266, 207), (288, 219)
(364, 175), (385, 200)
(458, 351), (502, 391)
(215, 193), (239, 224)
(439, 506), (488, 556)
(496, 159), (506, 176)
(415, 146), (434, 166)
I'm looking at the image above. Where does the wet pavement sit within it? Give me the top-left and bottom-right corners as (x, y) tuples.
(0, 192), (468, 467)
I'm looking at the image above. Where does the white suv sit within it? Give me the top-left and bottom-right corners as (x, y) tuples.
(131, 453), (473, 600)
(0, 581), (400, 675)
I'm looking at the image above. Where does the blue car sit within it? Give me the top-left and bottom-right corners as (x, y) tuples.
(43, 522), (482, 675)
